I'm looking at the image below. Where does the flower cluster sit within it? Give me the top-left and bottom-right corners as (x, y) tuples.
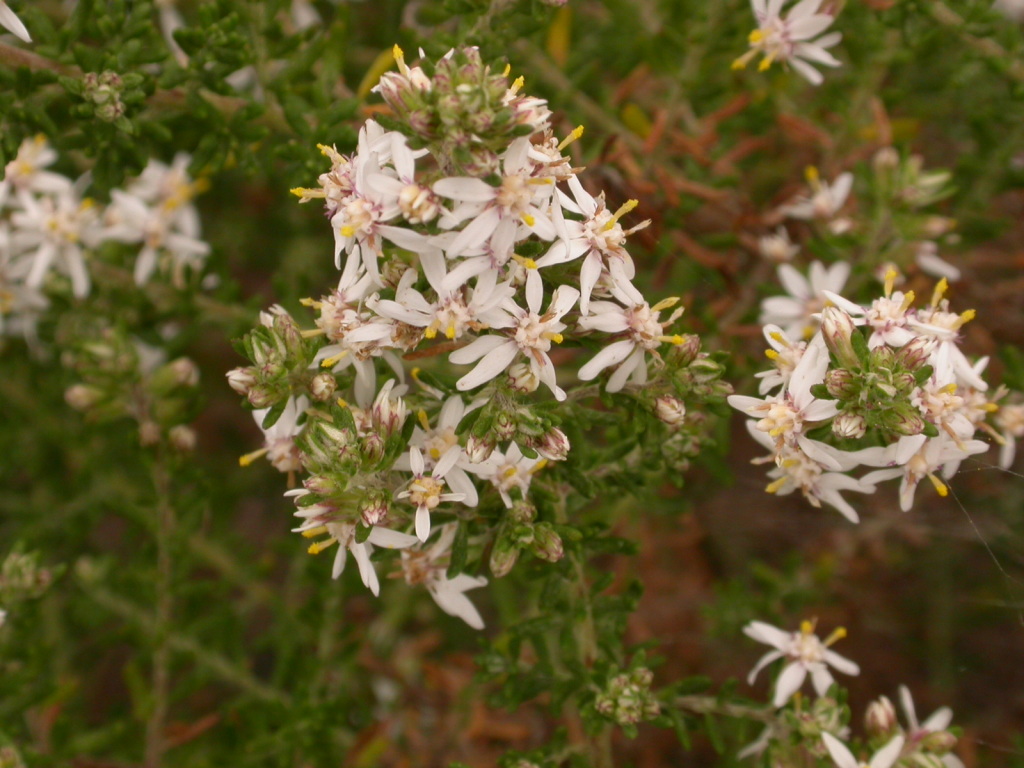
(0, 137), (210, 342)
(229, 47), (729, 628)
(732, 270), (1015, 522)
(742, 618), (964, 768)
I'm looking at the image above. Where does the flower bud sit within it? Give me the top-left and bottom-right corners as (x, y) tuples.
(362, 432), (386, 463)
(873, 146), (900, 173)
(885, 404), (926, 436)
(895, 336), (932, 371)
(65, 384), (102, 411)
(508, 362), (540, 393)
(139, 420), (161, 447)
(531, 522), (563, 562)
(226, 367), (257, 395)
(687, 356), (722, 384)
(494, 411), (517, 441)
(247, 385), (277, 409)
(489, 536), (520, 578)
(466, 434), (496, 463)
(372, 386), (407, 435)
(309, 372), (337, 402)
(532, 427), (570, 461)
(832, 410), (867, 439)
(864, 695), (898, 738)
(168, 424), (196, 452)
(303, 474), (337, 495)
(920, 731), (958, 754)
(169, 357), (200, 387)
(360, 490), (391, 527)
(509, 500), (537, 524)
(654, 395), (687, 427)
(821, 306), (860, 369)
(825, 368), (860, 400)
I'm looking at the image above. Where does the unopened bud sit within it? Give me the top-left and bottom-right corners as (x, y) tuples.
(654, 395), (687, 427)
(873, 146), (900, 173)
(168, 424), (197, 452)
(466, 434), (496, 463)
(309, 372), (337, 402)
(510, 500), (537, 523)
(494, 411), (517, 441)
(508, 362), (540, 393)
(825, 368), (860, 400)
(303, 474), (337, 495)
(362, 432), (386, 463)
(832, 410), (867, 439)
(489, 537), (520, 578)
(864, 695), (898, 738)
(227, 367), (257, 395)
(247, 385), (276, 409)
(821, 307), (860, 369)
(533, 427), (570, 461)
(360, 490), (391, 527)
(886, 405), (926, 436)
(688, 356), (722, 384)
(920, 731), (958, 754)
(531, 522), (563, 562)
(168, 357), (200, 387)
(65, 384), (102, 411)
(895, 337), (932, 370)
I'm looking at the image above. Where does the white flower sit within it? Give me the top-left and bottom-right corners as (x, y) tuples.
(824, 286), (918, 350)
(822, 733), (905, 768)
(401, 524), (488, 629)
(858, 434), (988, 512)
(9, 187), (101, 299)
(755, 324), (808, 394)
(537, 174), (648, 314)
(729, 334), (838, 454)
(466, 442), (546, 508)
(758, 227), (800, 263)
(744, 619), (860, 707)
(995, 403), (1024, 469)
(0, 136), (70, 207)
(733, 0), (842, 86)
(432, 136), (559, 259)
(395, 445), (466, 541)
(779, 170), (853, 221)
(914, 241), (961, 282)
(760, 261), (850, 340)
(578, 296), (685, 392)
(0, 1), (30, 43)
(292, 498), (418, 594)
(450, 284), (580, 401)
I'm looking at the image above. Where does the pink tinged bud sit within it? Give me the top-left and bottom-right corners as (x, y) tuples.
(821, 306), (860, 368)
(654, 396), (687, 427)
(895, 336), (931, 370)
(227, 367), (257, 395)
(531, 523), (563, 562)
(168, 424), (197, 452)
(510, 500), (537, 523)
(675, 335), (702, 366)
(466, 434), (495, 463)
(825, 368), (859, 400)
(508, 362), (540, 393)
(832, 410), (867, 439)
(494, 412), (517, 441)
(489, 538), (520, 578)
(247, 386), (276, 409)
(304, 474), (336, 495)
(864, 695), (898, 738)
(309, 373), (337, 402)
(920, 731), (958, 754)
(533, 427), (570, 461)
(360, 491), (390, 527)
(362, 432), (386, 462)
(139, 421), (161, 447)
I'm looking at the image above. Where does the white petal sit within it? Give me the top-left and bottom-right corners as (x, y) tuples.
(773, 662), (807, 707)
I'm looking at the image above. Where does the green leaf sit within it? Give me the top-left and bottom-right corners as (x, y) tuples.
(261, 398), (287, 430)
(446, 522), (468, 579)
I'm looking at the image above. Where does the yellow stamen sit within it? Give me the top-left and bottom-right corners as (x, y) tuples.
(299, 297), (322, 308)
(983, 402), (999, 413)
(927, 473), (948, 497)
(940, 383), (957, 395)
(290, 186), (319, 198)
(238, 447), (269, 467)
(765, 349), (780, 360)
(502, 63), (511, 77)
(320, 350), (349, 368)
(805, 166), (820, 187)
(800, 619), (816, 635)
(765, 477), (788, 494)
(340, 225), (355, 238)
(543, 332), (564, 344)
(417, 409), (430, 431)
(557, 125), (585, 151)
(651, 296), (680, 312)
(758, 54), (774, 72)
(823, 627), (847, 646)
(336, 397), (348, 408)
(899, 290), (916, 313)
(502, 466), (519, 479)
(931, 277), (948, 308)
(657, 334), (685, 345)
(521, 213), (536, 227)
(955, 309), (976, 328)
(510, 75), (524, 94)
(424, 323), (438, 340)
(393, 44), (407, 75)
(748, 29), (765, 43)
(308, 537), (339, 555)
(602, 199), (639, 232)
(301, 525), (329, 539)
(768, 331), (787, 345)
(884, 267), (899, 298)
(301, 328), (326, 339)
(445, 322), (457, 340)
(529, 459), (549, 475)
(731, 56), (749, 71)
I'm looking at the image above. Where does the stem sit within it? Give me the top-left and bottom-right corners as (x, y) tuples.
(144, 451), (174, 768)
(927, 2), (1024, 84)
(675, 695), (776, 724)
(553, 493), (615, 768)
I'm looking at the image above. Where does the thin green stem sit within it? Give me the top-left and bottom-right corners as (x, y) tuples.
(144, 451), (174, 768)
